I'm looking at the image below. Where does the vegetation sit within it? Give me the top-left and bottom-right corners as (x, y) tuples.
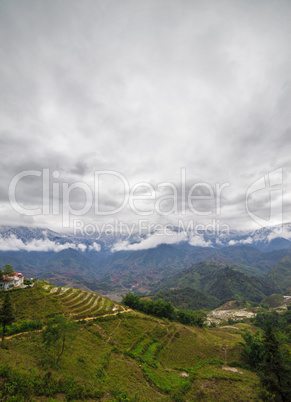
(0, 282), (291, 401)
(266, 256), (291, 294)
(0, 264), (15, 283)
(0, 364), (104, 401)
(0, 292), (15, 342)
(241, 308), (291, 401)
(154, 261), (274, 304)
(123, 292), (206, 327)
(153, 287), (220, 310)
(42, 315), (78, 365)
(263, 294), (285, 308)
(2, 264), (14, 276)
(0, 281), (287, 400)
(253, 307), (291, 339)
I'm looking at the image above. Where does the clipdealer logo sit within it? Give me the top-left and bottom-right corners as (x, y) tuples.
(246, 168), (283, 232)
(8, 168), (230, 227)
(8, 167), (284, 232)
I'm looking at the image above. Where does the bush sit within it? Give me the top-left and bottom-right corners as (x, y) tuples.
(122, 292), (206, 326)
(0, 364), (104, 400)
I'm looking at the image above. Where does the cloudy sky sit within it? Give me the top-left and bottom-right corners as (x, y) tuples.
(0, 0), (290, 234)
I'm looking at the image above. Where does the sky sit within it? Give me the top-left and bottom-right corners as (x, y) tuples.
(0, 0), (290, 237)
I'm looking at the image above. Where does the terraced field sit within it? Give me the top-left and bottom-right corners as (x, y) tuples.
(41, 284), (124, 319)
(128, 332), (164, 368)
(0, 283), (264, 400)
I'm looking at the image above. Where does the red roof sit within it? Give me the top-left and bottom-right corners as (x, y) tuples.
(13, 272), (24, 278)
(3, 276), (14, 281)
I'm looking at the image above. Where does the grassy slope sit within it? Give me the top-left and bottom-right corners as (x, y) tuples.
(0, 283), (262, 401)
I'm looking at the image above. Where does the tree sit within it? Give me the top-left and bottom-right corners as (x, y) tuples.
(241, 323), (291, 401)
(2, 264), (14, 277)
(240, 329), (264, 370)
(259, 323), (291, 401)
(42, 315), (78, 364)
(0, 292), (15, 342)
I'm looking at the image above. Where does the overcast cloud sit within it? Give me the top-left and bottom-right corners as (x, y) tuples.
(0, 0), (290, 234)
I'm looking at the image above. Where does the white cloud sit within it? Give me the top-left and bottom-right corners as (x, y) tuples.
(111, 231), (214, 251)
(267, 225), (291, 241)
(111, 231), (188, 252)
(188, 236), (212, 248)
(0, 234), (78, 252)
(88, 242), (101, 252)
(228, 237), (253, 246)
(77, 243), (87, 252)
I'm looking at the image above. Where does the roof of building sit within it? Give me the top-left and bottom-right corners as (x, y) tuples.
(13, 272), (24, 278)
(2, 276), (14, 281)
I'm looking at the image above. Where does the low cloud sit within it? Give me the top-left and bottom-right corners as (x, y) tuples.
(228, 237), (253, 246)
(188, 236), (212, 248)
(0, 234), (82, 252)
(267, 225), (291, 241)
(88, 242), (101, 252)
(77, 243), (87, 252)
(111, 231), (188, 252)
(110, 231), (213, 252)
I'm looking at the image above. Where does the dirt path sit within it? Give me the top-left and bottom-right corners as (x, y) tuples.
(106, 318), (122, 344)
(79, 308), (133, 321)
(0, 308), (133, 341)
(1, 329), (43, 341)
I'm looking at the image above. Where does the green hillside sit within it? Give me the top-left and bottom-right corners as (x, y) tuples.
(204, 266), (273, 303)
(153, 287), (220, 311)
(154, 261), (223, 292)
(155, 261), (274, 303)
(0, 282), (264, 401)
(266, 256), (291, 294)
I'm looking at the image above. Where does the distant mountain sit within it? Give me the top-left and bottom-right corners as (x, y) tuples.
(241, 224), (291, 252)
(98, 243), (218, 291)
(38, 248), (99, 282)
(0, 224), (291, 293)
(214, 245), (291, 273)
(154, 261), (275, 303)
(1, 222), (291, 253)
(0, 224), (142, 253)
(0, 248), (105, 289)
(221, 223), (291, 252)
(266, 256), (291, 294)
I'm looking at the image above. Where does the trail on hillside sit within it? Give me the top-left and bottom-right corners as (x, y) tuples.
(79, 308), (132, 321)
(0, 308), (133, 341)
(106, 317), (122, 344)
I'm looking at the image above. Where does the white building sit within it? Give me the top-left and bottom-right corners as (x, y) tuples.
(13, 272), (24, 287)
(0, 272), (24, 290)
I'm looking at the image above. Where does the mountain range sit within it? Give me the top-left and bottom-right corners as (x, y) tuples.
(1, 222), (291, 252)
(0, 224), (290, 298)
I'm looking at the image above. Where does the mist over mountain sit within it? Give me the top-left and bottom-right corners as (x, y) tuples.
(1, 222), (291, 253)
(0, 223), (290, 295)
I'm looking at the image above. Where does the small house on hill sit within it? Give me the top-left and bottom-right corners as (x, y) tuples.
(14, 272), (24, 287)
(0, 272), (24, 290)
